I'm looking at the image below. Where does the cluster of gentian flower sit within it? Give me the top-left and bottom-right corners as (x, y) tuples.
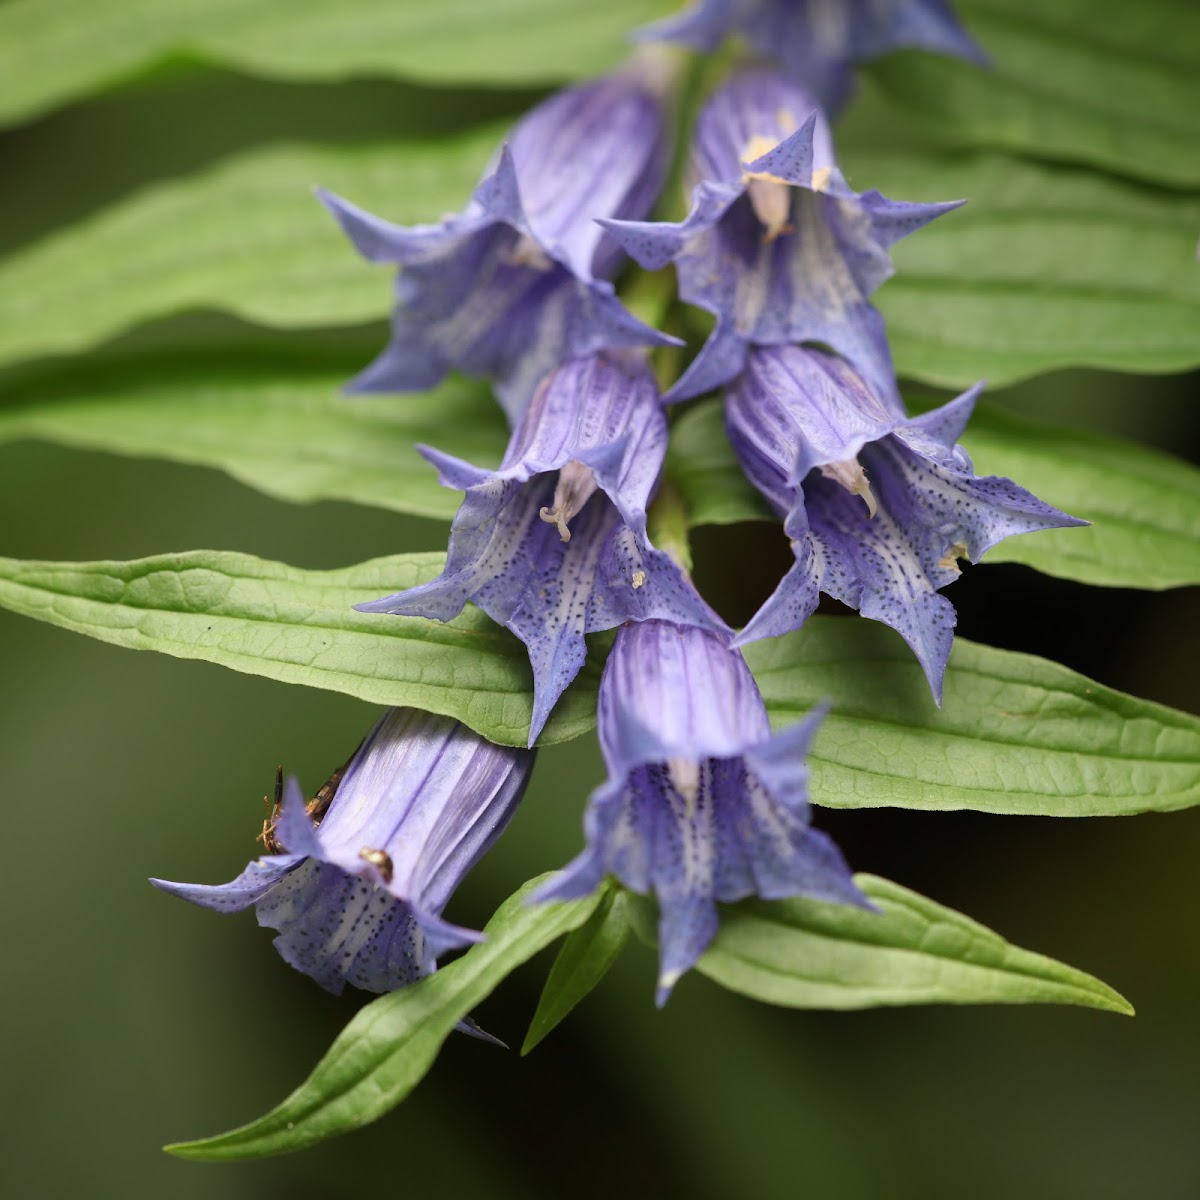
(155, 1), (1081, 1008)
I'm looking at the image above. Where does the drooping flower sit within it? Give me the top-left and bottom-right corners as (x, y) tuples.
(152, 708), (533, 995)
(533, 619), (867, 1003)
(725, 344), (1087, 699)
(318, 54), (680, 422)
(603, 67), (962, 404)
(637, 0), (986, 113)
(356, 352), (731, 746)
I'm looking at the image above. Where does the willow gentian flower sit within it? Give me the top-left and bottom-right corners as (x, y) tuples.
(534, 619), (866, 1003)
(603, 67), (961, 404)
(151, 708), (533, 995)
(726, 344), (1086, 699)
(638, 0), (986, 112)
(318, 55), (679, 421)
(357, 352), (731, 746)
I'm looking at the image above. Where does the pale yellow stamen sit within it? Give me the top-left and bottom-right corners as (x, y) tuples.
(741, 134), (794, 242)
(810, 166), (832, 192)
(938, 542), (969, 573)
(538, 459), (598, 543)
(820, 458), (878, 518)
(503, 233), (553, 271)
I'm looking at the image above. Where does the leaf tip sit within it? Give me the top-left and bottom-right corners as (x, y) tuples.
(519, 1021), (550, 1057)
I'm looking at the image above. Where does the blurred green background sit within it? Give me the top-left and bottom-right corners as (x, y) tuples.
(1, 47), (1198, 1200)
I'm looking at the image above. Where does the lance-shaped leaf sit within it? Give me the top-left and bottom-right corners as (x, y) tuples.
(0, 346), (508, 520)
(0, 0), (664, 129)
(167, 876), (602, 1161)
(0, 550), (599, 747)
(960, 406), (1200, 590)
(2, 552), (1194, 813)
(746, 618), (1200, 817)
(695, 874), (1132, 1013)
(856, 150), (1200, 389)
(522, 884), (631, 1054)
(0, 133), (504, 369)
(667, 397), (1200, 591)
(4, 142), (1195, 388)
(868, 0), (1200, 189)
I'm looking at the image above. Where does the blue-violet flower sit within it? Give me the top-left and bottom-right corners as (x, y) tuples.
(356, 352), (732, 746)
(534, 619), (867, 1003)
(319, 56), (679, 421)
(638, 0), (986, 113)
(603, 67), (961, 405)
(151, 708), (533, 994)
(726, 344), (1086, 699)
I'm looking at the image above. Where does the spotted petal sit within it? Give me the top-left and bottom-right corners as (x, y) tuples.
(728, 346), (1087, 699)
(357, 354), (730, 744)
(152, 710), (533, 994)
(637, 0), (987, 113)
(533, 621), (866, 1003)
(320, 65), (677, 421)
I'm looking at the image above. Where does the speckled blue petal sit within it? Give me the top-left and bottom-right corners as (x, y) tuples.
(319, 65), (675, 421)
(665, 317), (751, 404)
(691, 71), (829, 184)
(153, 710), (533, 994)
(608, 68), (961, 402)
(730, 351), (1086, 698)
(149, 777), (312, 911)
(726, 345), (900, 504)
(311, 709), (533, 913)
(533, 621), (864, 1002)
(357, 356), (730, 744)
(256, 858), (433, 994)
(502, 62), (674, 279)
(637, 0), (987, 113)
(595, 620), (770, 769)
(150, 854), (303, 913)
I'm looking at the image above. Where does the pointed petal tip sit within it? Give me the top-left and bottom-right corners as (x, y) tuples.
(525, 705), (550, 750)
(654, 968), (682, 1008)
(457, 1016), (509, 1047)
(312, 184), (347, 216)
(352, 596), (399, 615)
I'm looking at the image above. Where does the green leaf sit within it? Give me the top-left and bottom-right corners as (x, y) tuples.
(869, 0), (1200, 189)
(0, 550), (598, 747)
(666, 399), (773, 528)
(167, 876), (601, 1160)
(0, 0), (664, 129)
(961, 405), (1200, 589)
(666, 397), (1200, 591)
(746, 618), (1200, 817)
(0, 133), (503, 369)
(7, 141), (1195, 388)
(0, 344), (508, 520)
(696, 874), (1132, 1014)
(521, 884), (631, 1055)
(855, 151), (1200, 390)
(2, 551), (1193, 811)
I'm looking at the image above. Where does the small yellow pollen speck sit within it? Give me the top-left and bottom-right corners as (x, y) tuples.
(811, 166), (832, 192)
(632, 569), (647, 589)
(776, 108), (798, 135)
